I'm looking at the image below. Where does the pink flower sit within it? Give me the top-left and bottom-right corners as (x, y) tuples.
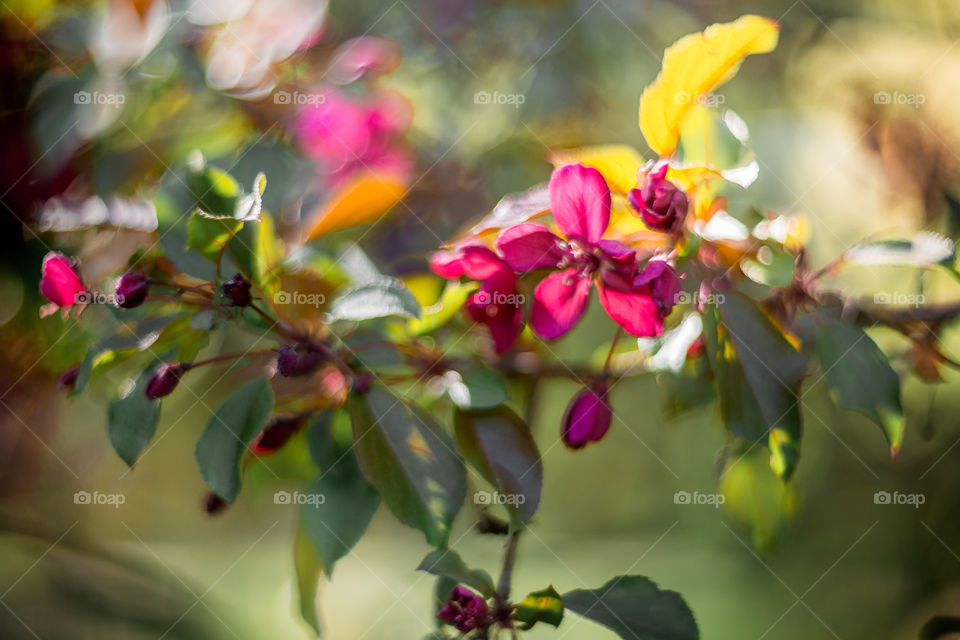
(436, 586), (488, 633)
(430, 245), (523, 354)
(627, 165), (688, 233)
(39, 252), (86, 315)
(495, 164), (669, 339)
(562, 381), (612, 449)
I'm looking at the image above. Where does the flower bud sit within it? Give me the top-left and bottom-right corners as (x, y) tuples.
(115, 273), (150, 309)
(40, 252), (86, 309)
(221, 273), (252, 307)
(276, 344), (325, 377)
(561, 381), (612, 449)
(436, 586), (489, 633)
(145, 362), (185, 399)
(58, 365), (80, 392)
(203, 491), (227, 515)
(251, 413), (305, 455)
(628, 165), (688, 233)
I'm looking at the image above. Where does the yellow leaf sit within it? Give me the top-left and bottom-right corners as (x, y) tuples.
(548, 145), (644, 193)
(305, 171), (409, 241)
(639, 15), (780, 157)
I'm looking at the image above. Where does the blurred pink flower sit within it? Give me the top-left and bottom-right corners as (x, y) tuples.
(39, 252), (86, 317)
(326, 36), (402, 85)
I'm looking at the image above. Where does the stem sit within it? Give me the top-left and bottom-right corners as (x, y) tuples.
(248, 302), (304, 342)
(188, 349), (274, 369)
(603, 327), (624, 375)
(496, 529), (520, 603)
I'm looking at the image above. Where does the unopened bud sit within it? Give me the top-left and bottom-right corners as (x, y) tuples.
(221, 273), (252, 307)
(145, 362), (185, 399)
(115, 273), (150, 309)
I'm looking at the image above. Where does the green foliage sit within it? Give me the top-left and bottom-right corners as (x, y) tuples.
(515, 586), (564, 630)
(329, 277), (422, 321)
(106, 363), (161, 466)
(417, 549), (496, 598)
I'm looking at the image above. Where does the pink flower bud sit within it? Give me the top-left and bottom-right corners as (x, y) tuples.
(145, 362), (185, 399)
(628, 165), (688, 233)
(561, 381), (612, 449)
(251, 413), (304, 455)
(221, 273), (252, 307)
(436, 586), (489, 633)
(115, 273), (150, 309)
(39, 252), (86, 309)
(58, 365), (79, 392)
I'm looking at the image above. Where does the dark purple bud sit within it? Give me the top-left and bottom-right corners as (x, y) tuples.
(353, 372), (374, 394)
(561, 381), (612, 449)
(203, 491), (227, 515)
(58, 365), (80, 392)
(221, 273), (252, 307)
(627, 165), (688, 233)
(436, 586), (489, 633)
(635, 260), (682, 315)
(115, 273), (150, 309)
(276, 344), (325, 377)
(251, 413), (305, 455)
(145, 362), (185, 399)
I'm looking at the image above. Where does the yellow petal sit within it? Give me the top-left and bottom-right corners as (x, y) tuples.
(548, 145), (644, 193)
(639, 15), (780, 157)
(304, 171), (409, 241)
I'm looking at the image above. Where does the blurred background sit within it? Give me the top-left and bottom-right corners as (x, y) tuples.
(3, 0), (960, 638)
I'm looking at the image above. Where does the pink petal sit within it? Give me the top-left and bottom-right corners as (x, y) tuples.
(561, 383), (612, 449)
(548, 163), (611, 244)
(495, 223), (566, 272)
(597, 274), (663, 337)
(430, 245), (507, 281)
(39, 252), (85, 308)
(465, 271), (523, 354)
(531, 269), (591, 339)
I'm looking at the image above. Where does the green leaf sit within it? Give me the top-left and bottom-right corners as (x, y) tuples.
(186, 213), (242, 263)
(106, 364), (161, 466)
(815, 319), (904, 454)
(445, 362), (507, 410)
(453, 406), (542, 524)
(409, 281), (478, 335)
(563, 576), (699, 640)
(294, 523), (323, 637)
(74, 315), (177, 394)
(719, 451), (797, 551)
(194, 377), (274, 502)
(417, 549), (495, 598)
(302, 456), (380, 576)
(515, 585), (564, 630)
(349, 386), (465, 546)
(329, 277), (421, 321)
(703, 294), (806, 480)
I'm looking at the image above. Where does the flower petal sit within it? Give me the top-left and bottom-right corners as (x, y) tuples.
(548, 163), (611, 244)
(597, 274), (663, 337)
(561, 383), (612, 449)
(40, 252), (85, 308)
(465, 271), (523, 354)
(430, 245), (507, 281)
(495, 222), (566, 272)
(531, 268), (591, 339)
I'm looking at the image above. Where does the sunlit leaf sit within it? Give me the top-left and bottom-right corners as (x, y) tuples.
(515, 586), (564, 630)
(409, 280), (478, 335)
(468, 183), (550, 235)
(305, 171), (408, 241)
(549, 145), (644, 193)
(639, 15), (780, 157)
(445, 362), (507, 410)
(328, 276), (421, 321)
(719, 451), (797, 551)
(294, 523), (323, 637)
(843, 232), (955, 269)
(417, 549), (495, 598)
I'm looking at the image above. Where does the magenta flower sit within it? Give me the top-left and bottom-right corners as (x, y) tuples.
(39, 252), (86, 315)
(627, 165), (688, 233)
(561, 381), (613, 449)
(430, 245), (523, 354)
(495, 164), (672, 339)
(115, 272), (150, 309)
(436, 585), (489, 633)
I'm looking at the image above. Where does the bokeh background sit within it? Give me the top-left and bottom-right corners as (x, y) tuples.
(3, 0), (960, 638)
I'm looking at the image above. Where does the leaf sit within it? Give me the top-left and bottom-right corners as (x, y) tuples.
(305, 171), (408, 241)
(409, 280), (478, 335)
(445, 362), (507, 410)
(844, 232), (955, 269)
(515, 586), (564, 630)
(74, 315), (178, 394)
(302, 456), (380, 576)
(815, 319), (904, 455)
(563, 576), (699, 640)
(719, 451), (797, 551)
(349, 386), (466, 546)
(294, 523), (323, 637)
(702, 294), (805, 480)
(328, 276), (421, 321)
(549, 145), (644, 193)
(186, 213), (242, 263)
(194, 377), (274, 502)
(639, 15), (780, 157)
(454, 406), (542, 524)
(417, 549), (495, 597)
(469, 183), (550, 235)
(106, 364), (161, 467)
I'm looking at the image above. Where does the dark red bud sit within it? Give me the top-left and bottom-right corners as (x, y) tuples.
(145, 362), (185, 399)
(58, 365), (80, 392)
(628, 165), (688, 233)
(115, 273), (150, 309)
(561, 381), (612, 449)
(436, 586), (489, 633)
(221, 273), (252, 307)
(353, 372), (374, 394)
(203, 491), (227, 515)
(251, 413), (305, 455)
(276, 344), (326, 377)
